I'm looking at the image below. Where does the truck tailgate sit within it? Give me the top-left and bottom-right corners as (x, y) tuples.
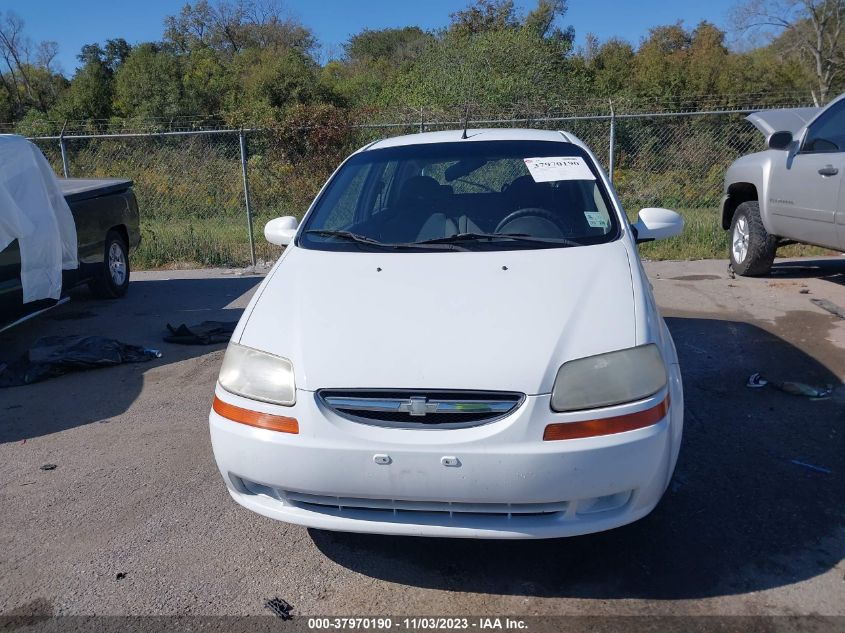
(58, 178), (133, 203)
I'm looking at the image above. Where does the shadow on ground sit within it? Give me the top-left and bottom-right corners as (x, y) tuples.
(311, 316), (845, 600)
(0, 275), (261, 442)
(771, 258), (845, 287)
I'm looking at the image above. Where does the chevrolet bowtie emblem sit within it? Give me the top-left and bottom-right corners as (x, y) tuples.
(399, 396), (439, 416)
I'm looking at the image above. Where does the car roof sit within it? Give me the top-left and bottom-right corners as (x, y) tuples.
(362, 128), (578, 152)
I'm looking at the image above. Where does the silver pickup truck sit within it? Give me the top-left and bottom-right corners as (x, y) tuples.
(722, 93), (845, 275)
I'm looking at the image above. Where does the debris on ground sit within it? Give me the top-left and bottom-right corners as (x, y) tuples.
(746, 372), (833, 398)
(164, 320), (238, 345)
(811, 298), (845, 320)
(799, 288), (810, 294)
(115, 572), (126, 580)
(0, 335), (161, 388)
(726, 263), (735, 279)
(39, 464), (56, 471)
(789, 460), (832, 475)
(746, 373), (768, 388)
(265, 597), (293, 620)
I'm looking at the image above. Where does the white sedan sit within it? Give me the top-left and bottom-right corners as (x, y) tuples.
(209, 128), (685, 539)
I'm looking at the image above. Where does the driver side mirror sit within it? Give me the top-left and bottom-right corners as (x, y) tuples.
(265, 216), (298, 246)
(632, 208), (684, 243)
(768, 131), (793, 150)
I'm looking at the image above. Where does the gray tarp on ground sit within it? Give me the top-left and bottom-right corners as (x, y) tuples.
(0, 135), (77, 303)
(0, 335), (161, 387)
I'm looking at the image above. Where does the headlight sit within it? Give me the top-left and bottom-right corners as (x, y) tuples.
(551, 344), (667, 412)
(218, 342), (296, 406)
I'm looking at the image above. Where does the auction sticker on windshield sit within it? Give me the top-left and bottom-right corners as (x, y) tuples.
(524, 156), (595, 182)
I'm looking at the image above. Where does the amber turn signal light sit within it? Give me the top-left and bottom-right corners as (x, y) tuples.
(213, 395), (299, 434)
(543, 395), (669, 441)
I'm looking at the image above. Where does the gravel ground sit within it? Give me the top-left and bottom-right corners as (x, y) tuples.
(1, 258), (844, 621)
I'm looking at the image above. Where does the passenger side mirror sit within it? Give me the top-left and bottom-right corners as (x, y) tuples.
(768, 131), (793, 150)
(265, 216), (298, 246)
(632, 208), (684, 243)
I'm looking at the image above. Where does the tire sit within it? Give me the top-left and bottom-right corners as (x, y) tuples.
(729, 201), (777, 276)
(89, 230), (130, 298)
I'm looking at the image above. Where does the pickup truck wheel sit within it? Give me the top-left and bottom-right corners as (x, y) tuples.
(90, 230), (130, 298)
(729, 201), (777, 276)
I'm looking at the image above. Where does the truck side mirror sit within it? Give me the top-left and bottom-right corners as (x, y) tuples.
(768, 131), (793, 150)
(632, 208), (684, 243)
(265, 216), (298, 246)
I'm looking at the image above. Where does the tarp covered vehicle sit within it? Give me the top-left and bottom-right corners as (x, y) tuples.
(0, 135), (140, 328)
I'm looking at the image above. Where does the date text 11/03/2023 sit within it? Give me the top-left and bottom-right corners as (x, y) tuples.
(306, 617), (529, 630)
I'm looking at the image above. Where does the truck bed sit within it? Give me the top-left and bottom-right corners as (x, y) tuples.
(58, 178), (133, 203)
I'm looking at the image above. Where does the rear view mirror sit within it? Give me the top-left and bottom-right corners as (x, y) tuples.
(633, 208), (684, 243)
(265, 216), (298, 246)
(768, 131), (793, 150)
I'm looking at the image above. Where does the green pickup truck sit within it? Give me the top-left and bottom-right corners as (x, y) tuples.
(1, 177), (140, 328)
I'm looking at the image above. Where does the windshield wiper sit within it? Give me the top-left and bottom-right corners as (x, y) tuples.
(414, 232), (583, 248)
(305, 229), (468, 251)
(305, 229), (389, 246)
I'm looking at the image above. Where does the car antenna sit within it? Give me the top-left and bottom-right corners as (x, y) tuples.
(461, 101), (470, 139)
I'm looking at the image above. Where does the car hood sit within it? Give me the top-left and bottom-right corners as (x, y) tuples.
(239, 241), (637, 394)
(747, 107), (820, 137)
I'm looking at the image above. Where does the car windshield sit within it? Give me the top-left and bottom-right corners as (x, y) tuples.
(298, 140), (620, 252)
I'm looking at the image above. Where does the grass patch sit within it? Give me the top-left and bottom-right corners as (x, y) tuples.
(131, 214), (283, 269)
(130, 208), (837, 270)
(629, 207), (835, 261)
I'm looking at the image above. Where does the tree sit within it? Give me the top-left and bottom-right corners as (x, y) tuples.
(632, 23), (692, 102)
(588, 37), (636, 96)
(686, 22), (731, 95)
(732, 0), (845, 104)
(0, 11), (63, 116)
(50, 57), (113, 123)
(344, 27), (431, 63)
(449, 0), (520, 36)
(524, 0), (574, 45)
(113, 43), (187, 119)
(381, 27), (571, 109)
(164, 0), (315, 56)
(51, 39), (132, 124)
(224, 47), (335, 125)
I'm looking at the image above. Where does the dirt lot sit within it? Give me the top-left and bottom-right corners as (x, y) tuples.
(1, 257), (844, 620)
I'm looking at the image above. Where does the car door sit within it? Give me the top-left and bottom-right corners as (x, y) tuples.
(767, 98), (845, 250)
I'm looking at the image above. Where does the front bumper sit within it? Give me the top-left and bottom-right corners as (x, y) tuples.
(209, 375), (683, 539)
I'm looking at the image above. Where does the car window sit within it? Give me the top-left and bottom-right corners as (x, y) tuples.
(299, 140), (619, 252)
(803, 100), (845, 153)
(317, 161), (371, 230)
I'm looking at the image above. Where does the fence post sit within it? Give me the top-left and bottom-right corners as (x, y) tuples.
(238, 128), (257, 267)
(608, 100), (616, 183)
(419, 106), (424, 133)
(59, 123), (70, 178)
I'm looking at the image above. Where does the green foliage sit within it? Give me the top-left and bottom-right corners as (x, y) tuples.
(13, 108), (54, 136)
(379, 27), (572, 108)
(50, 60), (114, 122)
(2, 0), (835, 129)
(449, 0), (521, 37)
(345, 27), (431, 63)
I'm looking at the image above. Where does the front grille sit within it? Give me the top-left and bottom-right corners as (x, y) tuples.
(317, 389), (524, 429)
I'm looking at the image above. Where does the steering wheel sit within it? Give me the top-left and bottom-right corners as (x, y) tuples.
(495, 207), (571, 236)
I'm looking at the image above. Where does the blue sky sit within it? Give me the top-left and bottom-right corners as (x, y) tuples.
(4, 0), (740, 77)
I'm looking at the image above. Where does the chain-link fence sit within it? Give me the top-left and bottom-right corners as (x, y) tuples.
(27, 107), (773, 268)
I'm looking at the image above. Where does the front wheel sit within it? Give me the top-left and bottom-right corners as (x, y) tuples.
(729, 201), (777, 276)
(90, 230), (130, 298)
